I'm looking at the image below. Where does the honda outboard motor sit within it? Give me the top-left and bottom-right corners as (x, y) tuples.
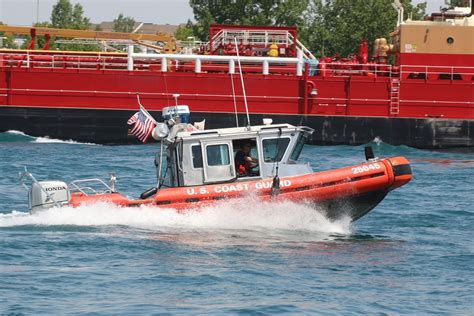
(29, 181), (70, 212)
(162, 105), (190, 124)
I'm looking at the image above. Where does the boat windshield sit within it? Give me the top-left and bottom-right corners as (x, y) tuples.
(290, 134), (306, 161)
(262, 137), (290, 162)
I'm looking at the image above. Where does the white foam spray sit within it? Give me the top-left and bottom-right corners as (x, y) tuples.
(0, 197), (351, 235)
(5, 130), (31, 136)
(5, 130), (96, 145)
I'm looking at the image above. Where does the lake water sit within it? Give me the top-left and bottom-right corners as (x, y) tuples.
(0, 131), (473, 314)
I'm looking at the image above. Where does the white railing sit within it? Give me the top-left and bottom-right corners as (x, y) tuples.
(287, 33), (315, 60)
(0, 52), (131, 70)
(4, 49), (473, 81)
(318, 62), (395, 78)
(400, 65), (474, 80)
(128, 45), (304, 75)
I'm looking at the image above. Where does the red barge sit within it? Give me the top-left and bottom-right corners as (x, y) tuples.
(0, 3), (473, 149)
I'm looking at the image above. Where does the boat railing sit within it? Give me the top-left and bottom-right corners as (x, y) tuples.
(127, 45), (305, 76)
(0, 52), (133, 71)
(400, 65), (474, 81)
(68, 178), (115, 196)
(2, 50), (473, 80)
(0, 49), (305, 76)
(317, 62), (395, 78)
(287, 33), (316, 60)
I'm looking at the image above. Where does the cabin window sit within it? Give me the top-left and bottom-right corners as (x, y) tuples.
(262, 137), (290, 162)
(290, 134), (306, 161)
(191, 145), (203, 168)
(206, 144), (230, 166)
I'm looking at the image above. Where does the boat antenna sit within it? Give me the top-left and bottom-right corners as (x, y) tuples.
(270, 128), (282, 197)
(234, 37), (251, 129)
(230, 71), (239, 127)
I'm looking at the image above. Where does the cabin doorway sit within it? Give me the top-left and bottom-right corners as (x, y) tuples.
(232, 138), (260, 178)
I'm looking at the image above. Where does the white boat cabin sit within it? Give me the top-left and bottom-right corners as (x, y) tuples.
(159, 123), (314, 187)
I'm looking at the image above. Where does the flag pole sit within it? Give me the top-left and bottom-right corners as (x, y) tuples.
(136, 93), (158, 123)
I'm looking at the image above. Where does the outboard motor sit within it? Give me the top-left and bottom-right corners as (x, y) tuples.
(29, 181), (70, 212)
(162, 105), (190, 124)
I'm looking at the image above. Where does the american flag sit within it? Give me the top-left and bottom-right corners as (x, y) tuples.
(127, 107), (156, 143)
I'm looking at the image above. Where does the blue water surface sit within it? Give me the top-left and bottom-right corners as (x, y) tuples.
(0, 131), (473, 314)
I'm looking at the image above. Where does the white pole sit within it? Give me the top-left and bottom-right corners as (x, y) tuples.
(263, 60), (269, 75)
(234, 37), (251, 128)
(161, 57), (167, 72)
(127, 45), (134, 71)
(195, 58), (201, 73)
(296, 49), (303, 76)
(229, 59), (235, 74)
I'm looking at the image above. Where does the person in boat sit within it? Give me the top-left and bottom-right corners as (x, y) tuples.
(235, 142), (259, 176)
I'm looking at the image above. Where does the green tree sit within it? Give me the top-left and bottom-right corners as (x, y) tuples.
(71, 3), (90, 30)
(51, 0), (89, 29)
(49, 0), (96, 51)
(1, 36), (17, 49)
(300, 0), (426, 57)
(51, 0), (73, 28)
(113, 14), (136, 33)
(189, 0), (309, 40)
(190, 0), (426, 58)
(0, 22), (17, 49)
(448, 0), (470, 7)
(175, 21), (194, 41)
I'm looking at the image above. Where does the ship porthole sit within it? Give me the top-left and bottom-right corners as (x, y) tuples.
(447, 37), (454, 45)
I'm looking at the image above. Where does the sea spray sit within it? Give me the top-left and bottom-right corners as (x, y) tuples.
(0, 197), (351, 234)
(1, 130), (97, 145)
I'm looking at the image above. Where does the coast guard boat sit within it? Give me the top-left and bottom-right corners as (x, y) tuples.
(20, 106), (412, 222)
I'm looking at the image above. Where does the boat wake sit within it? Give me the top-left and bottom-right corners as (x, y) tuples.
(0, 198), (352, 235)
(0, 130), (96, 145)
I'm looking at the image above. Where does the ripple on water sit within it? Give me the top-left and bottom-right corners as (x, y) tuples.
(0, 132), (473, 314)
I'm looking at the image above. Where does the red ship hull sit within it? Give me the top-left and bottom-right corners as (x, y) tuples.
(0, 60), (472, 148)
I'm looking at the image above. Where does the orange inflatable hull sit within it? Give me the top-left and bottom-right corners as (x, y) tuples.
(69, 156), (412, 221)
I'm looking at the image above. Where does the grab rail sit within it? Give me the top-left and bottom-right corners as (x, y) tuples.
(68, 178), (114, 196)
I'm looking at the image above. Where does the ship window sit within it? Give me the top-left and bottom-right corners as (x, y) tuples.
(206, 144), (230, 166)
(191, 145), (203, 169)
(262, 137), (290, 162)
(447, 37), (454, 45)
(290, 134), (307, 161)
(407, 72), (426, 79)
(438, 73), (462, 80)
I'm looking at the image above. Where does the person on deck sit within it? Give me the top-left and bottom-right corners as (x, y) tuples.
(235, 143), (258, 176)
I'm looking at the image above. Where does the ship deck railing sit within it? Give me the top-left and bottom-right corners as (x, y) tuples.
(400, 65), (474, 82)
(1, 50), (473, 81)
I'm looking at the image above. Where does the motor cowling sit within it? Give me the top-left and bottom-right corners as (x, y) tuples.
(29, 181), (70, 212)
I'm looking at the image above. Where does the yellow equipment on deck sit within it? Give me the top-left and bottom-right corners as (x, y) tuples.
(0, 24), (177, 52)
